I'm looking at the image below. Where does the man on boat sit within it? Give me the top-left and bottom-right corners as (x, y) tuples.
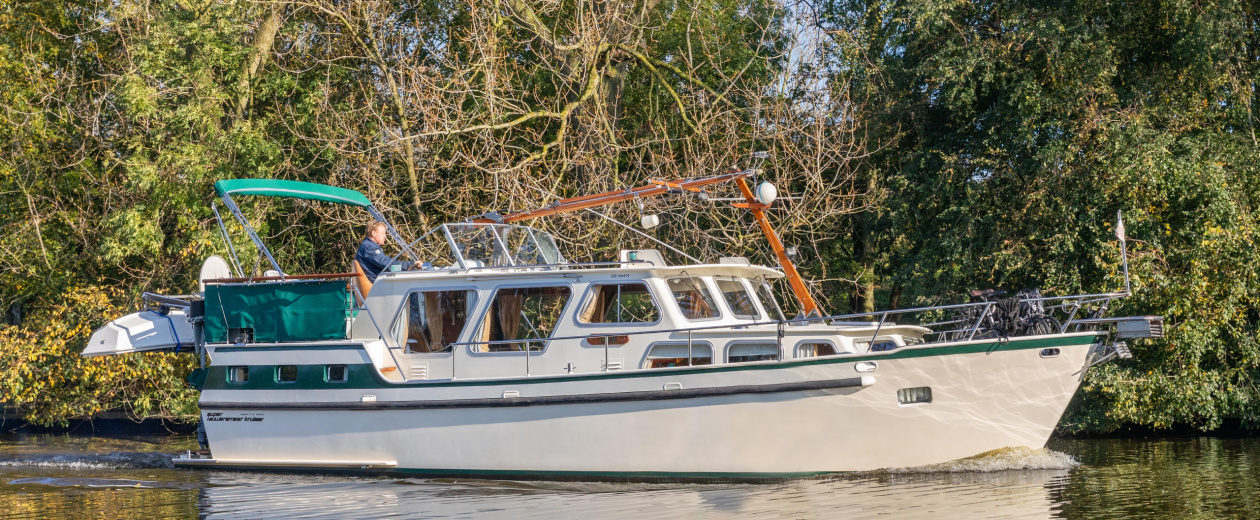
(356, 221), (414, 282)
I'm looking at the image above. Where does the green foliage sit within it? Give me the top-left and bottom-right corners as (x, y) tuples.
(825, 0), (1260, 430)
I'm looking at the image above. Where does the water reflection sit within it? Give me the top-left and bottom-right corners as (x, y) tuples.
(2, 434), (1258, 519)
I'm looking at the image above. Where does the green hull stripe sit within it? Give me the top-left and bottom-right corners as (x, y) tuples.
(174, 462), (830, 481)
(202, 333), (1100, 391)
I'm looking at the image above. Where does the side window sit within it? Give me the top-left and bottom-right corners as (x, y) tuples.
(667, 277), (720, 320)
(644, 342), (713, 369)
(715, 278), (760, 320)
(480, 286), (571, 352)
(796, 342), (838, 358)
(857, 339), (899, 352)
(394, 290), (477, 353)
(754, 281), (786, 321)
(728, 342), (779, 363)
(579, 283), (660, 324)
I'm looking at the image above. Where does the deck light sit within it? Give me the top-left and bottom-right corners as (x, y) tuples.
(636, 197), (660, 229)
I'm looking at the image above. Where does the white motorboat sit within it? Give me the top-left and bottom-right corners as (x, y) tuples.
(85, 165), (1162, 479)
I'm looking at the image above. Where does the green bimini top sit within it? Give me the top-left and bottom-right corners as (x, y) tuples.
(214, 179), (372, 207)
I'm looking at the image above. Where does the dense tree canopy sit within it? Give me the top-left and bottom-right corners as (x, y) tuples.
(1, 0), (1257, 432)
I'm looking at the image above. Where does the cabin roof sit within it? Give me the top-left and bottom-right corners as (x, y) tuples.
(374, 263), (785, 283)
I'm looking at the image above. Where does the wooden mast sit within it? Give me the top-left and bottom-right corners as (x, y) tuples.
(731, 177), (821, 317)
(472, 170), (822, 316)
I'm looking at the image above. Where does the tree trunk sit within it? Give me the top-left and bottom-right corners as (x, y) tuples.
(235, 3), (284, 121)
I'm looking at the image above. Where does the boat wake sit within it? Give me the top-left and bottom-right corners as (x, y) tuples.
(5, 476), (206, 489)
(887, 446), (1079, 473)
(0, 451), (177, 470)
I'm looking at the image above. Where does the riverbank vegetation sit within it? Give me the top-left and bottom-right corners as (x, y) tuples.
(1, 0), (1256, 432)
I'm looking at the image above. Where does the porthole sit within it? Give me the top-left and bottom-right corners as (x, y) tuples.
(326, 365), (348, 383)
(898, 387), (932, 405)
(855, 361), (878, 373)
(1040, 348), (1061, 358)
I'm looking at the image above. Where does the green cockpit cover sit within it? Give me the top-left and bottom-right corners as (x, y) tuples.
(204, 281), (350, 343)
(213, 179), (372, 207)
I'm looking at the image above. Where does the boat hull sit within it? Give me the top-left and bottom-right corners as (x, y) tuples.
(185, 333), (1100, 478)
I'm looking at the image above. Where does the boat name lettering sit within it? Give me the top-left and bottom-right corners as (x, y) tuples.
(206, 412), (265, 423)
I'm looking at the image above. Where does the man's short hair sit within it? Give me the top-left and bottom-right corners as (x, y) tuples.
(365, 221), (388, 239)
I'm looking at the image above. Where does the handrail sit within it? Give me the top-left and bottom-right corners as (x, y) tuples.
(446, 289), (1125, 352)
(205, 272), (357, 284)
(143, 292), (193, 308)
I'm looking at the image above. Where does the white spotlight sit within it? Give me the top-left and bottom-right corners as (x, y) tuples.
(755, 182), (778, 205)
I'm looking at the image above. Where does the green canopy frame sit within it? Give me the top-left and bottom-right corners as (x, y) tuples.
(214, 179), (372, 207)
(212, 179), (417, 276)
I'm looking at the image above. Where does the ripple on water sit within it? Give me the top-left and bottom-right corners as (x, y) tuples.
(6, 476), (209, 490)
(0, 452), (178, 470)
(885, 446), (1080, 473)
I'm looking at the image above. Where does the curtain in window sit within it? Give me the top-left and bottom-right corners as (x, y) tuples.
(497, 291), (524, 350)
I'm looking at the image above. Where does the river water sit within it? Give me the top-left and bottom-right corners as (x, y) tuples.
(1, 434), (1256, 519)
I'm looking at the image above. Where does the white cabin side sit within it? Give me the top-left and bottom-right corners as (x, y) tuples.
(345, 261), (930, 382)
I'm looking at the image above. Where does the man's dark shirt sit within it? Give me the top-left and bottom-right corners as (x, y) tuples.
(356, 238), (413, 282)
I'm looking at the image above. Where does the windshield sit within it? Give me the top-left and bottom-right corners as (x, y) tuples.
(442, 224), (564, 268)
(754, 280), (786, 321)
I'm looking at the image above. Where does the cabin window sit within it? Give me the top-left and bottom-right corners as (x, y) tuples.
(644, 342), (713, 368)
(715, 278), (760, 320)
(393, 290), (477, 353)
(276, 365), (298, 383)
(667, 277), (720, 320)
(754, 281), (786, 321)
(796, 342), (838, 358)
(479, 286), (571, 352)
(728, 343), (780, 363)
(228, 366), (249, 383)
(857, 339), (899, 352)
(326, 365), (348, 383)
(898, 387), (933, 405)
(579, 283), (660, 324)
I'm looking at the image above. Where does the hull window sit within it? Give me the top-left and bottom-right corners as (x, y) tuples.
(276, 365), (297, 383)
(227, 366), (249, 384)
(728, 343), (779, 363)
(479, 286), (571, 352)
(393, 290), (477, 353)
(715, 278), (760, 320)
(796, 342), (838, 358)
(897, 387), (933, 405)
(579, 283), (660, 324)
(326, 365), (348, 383)
(667, 277), (720, 320)
(645, 342), (713, 369)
